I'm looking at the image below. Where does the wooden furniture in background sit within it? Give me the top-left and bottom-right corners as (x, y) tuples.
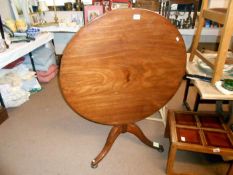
(135, 0), (160, 11)
(183, 54), (233, 126)
(166, 0), (199, 28)
(189, 0), (233, 84)
(165, 110), (233, 175)
(93, 0), (132, 12)
(60, 8), (186, 168)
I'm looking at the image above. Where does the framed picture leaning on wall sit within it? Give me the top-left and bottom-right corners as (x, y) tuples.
(30, 13), (40, 26)
(84, 5), (104, 24)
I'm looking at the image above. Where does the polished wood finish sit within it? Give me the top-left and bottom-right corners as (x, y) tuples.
(60, 9), (186, 125)
(136, 0), (160, 11)
(203, 8), (227, 24)
(166, 111), (233, 175)
(60, 8), (186, 167)
(189, 0), (233, 84)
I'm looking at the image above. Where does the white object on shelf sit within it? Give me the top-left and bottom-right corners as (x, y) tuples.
(44, 0), (75, 6)
(44, 11), (84, 26)
(38, 25), (80, 32)
(0, 32), (54, 69)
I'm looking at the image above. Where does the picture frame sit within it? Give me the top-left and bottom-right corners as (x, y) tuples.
(84, 5), (103, 25)
(30, 13), (40, 26)
(112, 2), (129, 10)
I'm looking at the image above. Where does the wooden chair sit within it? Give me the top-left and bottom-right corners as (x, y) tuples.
(165, 110), (233, 175)
(189, 0), (233, 84)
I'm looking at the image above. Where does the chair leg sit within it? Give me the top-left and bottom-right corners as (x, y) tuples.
(166, 144), (177, 175)
(189, 16), (206, 61)
(189, 0), (209, 61)
(211, 8), (233, 83)
(192, 0), (199, 28)
(164, 110), (171, 138)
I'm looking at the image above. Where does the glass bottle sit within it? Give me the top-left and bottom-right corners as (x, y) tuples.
(76, 0), (81, 11)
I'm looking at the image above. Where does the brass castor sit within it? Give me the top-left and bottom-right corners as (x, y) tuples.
(157, 145), (164, 152)
(91, 160), (98, 169)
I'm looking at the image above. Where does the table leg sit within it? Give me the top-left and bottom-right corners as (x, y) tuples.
(91, 123), (164, 168)
(91, 125), (122, 168)
(127, 123), (164, 151)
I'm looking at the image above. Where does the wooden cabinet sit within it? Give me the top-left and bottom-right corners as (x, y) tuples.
(135, 0), (160, 11)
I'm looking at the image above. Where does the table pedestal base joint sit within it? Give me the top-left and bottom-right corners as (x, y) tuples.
(91, 123), (164, 168)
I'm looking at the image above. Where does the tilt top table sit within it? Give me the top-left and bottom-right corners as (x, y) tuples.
(60, 8), (186, 168)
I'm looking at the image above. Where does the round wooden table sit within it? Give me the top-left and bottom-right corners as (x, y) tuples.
(60, 8), (186, 168)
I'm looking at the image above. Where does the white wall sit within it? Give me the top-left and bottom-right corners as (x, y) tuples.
(45, 0), (75, 6)
(0, 0), (230, 20)
(209, 0), (229, 8)
(0, 0), (14, 19)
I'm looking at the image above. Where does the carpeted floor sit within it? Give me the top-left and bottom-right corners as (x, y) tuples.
(0, 77), (230, 175)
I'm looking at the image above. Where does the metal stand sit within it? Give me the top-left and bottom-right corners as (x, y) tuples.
(29, 52), (36, 72)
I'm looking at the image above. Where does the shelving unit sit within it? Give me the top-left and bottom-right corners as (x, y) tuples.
(180, 27), (222, 50)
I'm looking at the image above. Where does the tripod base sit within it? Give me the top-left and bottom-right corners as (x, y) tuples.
(91, 123), (164, 168)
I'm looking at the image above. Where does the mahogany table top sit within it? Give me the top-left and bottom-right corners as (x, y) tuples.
(60, 9), (186, 125)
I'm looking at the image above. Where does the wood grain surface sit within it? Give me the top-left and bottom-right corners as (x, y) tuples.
(60, 9), (186, 125)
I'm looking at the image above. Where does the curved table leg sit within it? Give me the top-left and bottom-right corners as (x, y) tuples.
(91, 123), (164, 168)
(91, 126), (122, 168)
(126, 123), (164, 152)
